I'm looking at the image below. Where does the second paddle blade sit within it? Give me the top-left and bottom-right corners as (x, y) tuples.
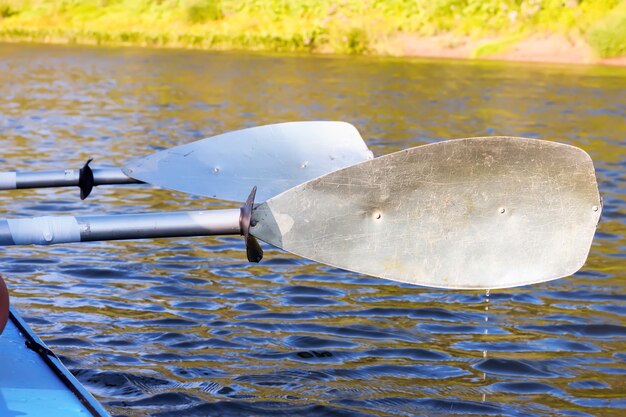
(251, 137), (602, 289)
(123, 121), (372, 202)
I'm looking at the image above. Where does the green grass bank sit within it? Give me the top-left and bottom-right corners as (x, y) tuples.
(1, 1), (625, 62)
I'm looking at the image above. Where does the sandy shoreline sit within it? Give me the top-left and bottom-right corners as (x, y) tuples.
(387, 33), (626, 67)
(2, 34), (625, 67)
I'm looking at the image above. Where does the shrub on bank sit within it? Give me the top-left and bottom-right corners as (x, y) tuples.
(587, 2), (626, 58)
(0, 0), (624, 60)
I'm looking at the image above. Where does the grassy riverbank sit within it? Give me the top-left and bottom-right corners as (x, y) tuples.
(1, 1), (625, 63)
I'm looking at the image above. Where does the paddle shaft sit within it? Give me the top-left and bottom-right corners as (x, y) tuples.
(0, 209), (241, 246)
(0, 168), (141, 190)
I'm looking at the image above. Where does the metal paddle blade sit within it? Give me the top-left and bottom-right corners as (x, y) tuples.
(251, 137), (602, 289)
(123, 121), (373, 202)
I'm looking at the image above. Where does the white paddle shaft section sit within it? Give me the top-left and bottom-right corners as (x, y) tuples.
(0, 209), (241, 245)
(0, 172), (16, 189)
(7, 216), (81, 245)
(0, 168), (139, 189)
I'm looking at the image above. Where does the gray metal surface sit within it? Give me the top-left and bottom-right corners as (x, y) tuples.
(123, 121), (373, 202)
(9, 168), (138, 189)
(0, 209), (241, 245)
(251, 137), (602, 289)
(78, 209), (240, 242)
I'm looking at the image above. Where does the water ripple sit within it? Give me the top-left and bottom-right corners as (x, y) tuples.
(1, 44), (625, 417)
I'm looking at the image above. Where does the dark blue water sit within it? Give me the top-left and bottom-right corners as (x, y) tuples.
(0, 43), (625, 417)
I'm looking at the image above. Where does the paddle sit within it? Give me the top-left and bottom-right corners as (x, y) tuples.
(0, 122), (373, 201)
(0, 164), (138, 200)
(0, 137), (602, 289)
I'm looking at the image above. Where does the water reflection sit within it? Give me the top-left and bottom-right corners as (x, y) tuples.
(0, 43), (625, 416)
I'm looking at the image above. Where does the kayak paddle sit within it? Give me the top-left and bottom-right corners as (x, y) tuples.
(0, 136), (601, 289)
(0, 121), (373, 201)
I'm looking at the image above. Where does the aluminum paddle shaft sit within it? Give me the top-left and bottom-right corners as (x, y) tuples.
(0, 167), (138, 190)
(0, 210), (240, 245)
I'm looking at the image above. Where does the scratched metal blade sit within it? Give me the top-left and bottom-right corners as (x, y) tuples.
(251, 137), (602, 289)
(123, 122), (373, 202)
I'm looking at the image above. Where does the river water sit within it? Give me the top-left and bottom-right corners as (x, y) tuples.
(0, 44), (625, 417)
